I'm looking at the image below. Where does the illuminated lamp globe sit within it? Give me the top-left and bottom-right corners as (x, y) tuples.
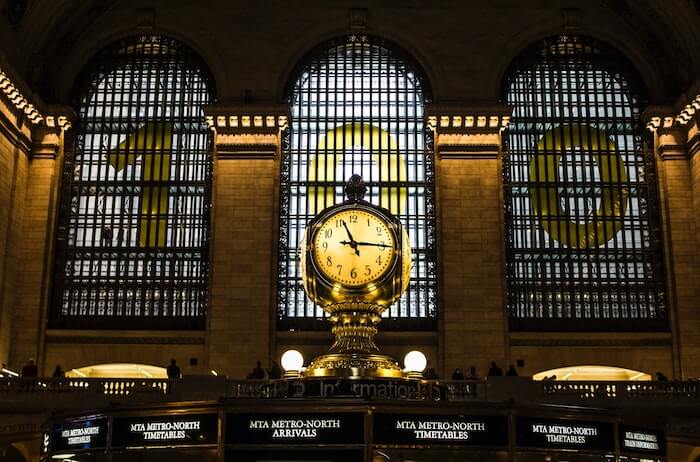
(281, 349), (304, 375)
(403, 350), (427, 377)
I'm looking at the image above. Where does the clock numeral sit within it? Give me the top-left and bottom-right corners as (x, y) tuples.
(367, 218), (371, 227)
(326, 256), (332, 267)
(336, 264), (343, 275)
(376, 256), (382, 265)
(325, 229), (332, 238)
(322, 242), (328, 252)
(376, 226), (382, 236)
(349, 214), (358, 223)
(350, 268), (357, 279)
(364, 265), (371, 276)
(379, 240), (386, 251)
(335, 220), (342, 228)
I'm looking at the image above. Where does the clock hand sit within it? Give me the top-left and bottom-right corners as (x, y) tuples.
(354, 241), (395, 249)
(341, 220), (360, 256)
(339, 240), (361, 256)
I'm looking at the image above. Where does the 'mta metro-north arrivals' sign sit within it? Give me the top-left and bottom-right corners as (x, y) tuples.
(516, 417), (615, 451)
(226, 413), (364, 445)
(620, 425), (666, 456)
(112, 413), (218, 448)
(373, 414), (508, 446)
(50, 417), (108, 452)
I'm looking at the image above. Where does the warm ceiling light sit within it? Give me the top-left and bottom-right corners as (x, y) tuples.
(281, 350), (304, 372)
(533, 365), (652, 381)
(66, 363), (167, 379)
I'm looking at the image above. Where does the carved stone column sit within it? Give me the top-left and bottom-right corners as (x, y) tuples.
(9, 107), (74, 372)
(203, 104), (288, 378)
(428, 104), (511, 376)
(646, 104), (700, 378)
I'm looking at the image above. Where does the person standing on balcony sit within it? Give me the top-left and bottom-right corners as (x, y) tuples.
(487, 361), (503, 377)
(52, 365), (65, 378)
(506, 365), (518, 376)
(451, 368), (465, 380)
(20, 359), (38, 378)
(268, 361), (282, 380)
(248, 360), (265, 379)
(166, 359), (181, 379)
(467, 366), (479, 380)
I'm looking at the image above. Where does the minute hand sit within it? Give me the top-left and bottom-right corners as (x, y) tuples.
(354, 241), (395, 249)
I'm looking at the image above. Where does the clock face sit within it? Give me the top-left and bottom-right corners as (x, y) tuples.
(313, 208), (397, 287)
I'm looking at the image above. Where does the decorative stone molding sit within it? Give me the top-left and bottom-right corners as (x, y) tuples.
(644, 92), (700, 161)
(0, 67), (43, 125)
(426, 104), (512, 159)
(31, 106), (76, 159)
(204, 104), (289, 159)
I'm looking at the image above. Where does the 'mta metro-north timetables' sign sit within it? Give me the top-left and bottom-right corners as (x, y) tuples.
(516, 417), (615, 451)
(373, 414), (508, 446)
(50, 417), (108, 452)
(112, 413), (218, 447)
(620, 425), (666, 456)
(226, 413), (364, 445)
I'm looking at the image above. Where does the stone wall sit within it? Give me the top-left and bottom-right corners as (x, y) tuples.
(0, 2), (699, 380)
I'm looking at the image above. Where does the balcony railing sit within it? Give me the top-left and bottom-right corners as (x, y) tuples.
(0, 377), (698, 414)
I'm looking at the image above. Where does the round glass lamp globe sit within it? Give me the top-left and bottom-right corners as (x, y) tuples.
(403, 350), (427, 372)
(281, 349), (304, 371)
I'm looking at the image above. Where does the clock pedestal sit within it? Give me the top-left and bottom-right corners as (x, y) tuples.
(303, 302), (403, 378)
(300, 175), (412, 379)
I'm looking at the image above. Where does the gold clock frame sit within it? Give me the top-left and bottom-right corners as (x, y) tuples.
(300, 175), (412, 378)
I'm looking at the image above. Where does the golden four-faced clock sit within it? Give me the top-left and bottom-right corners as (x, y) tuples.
(301, 175), (411, 307)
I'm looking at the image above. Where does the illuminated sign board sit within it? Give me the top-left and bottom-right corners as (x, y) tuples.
(226, 413), (364, 445)
(516, 417), (614, 451)
(226, 449), (364, 461)
(50, 418), (108, 452)
(620, 425), (665, 455)
(112, 413), (218, 447)
(373, 414), (508, 446)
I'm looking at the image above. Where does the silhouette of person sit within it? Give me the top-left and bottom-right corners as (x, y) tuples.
(52, 365), (65, 378)
(452, 368), (465, 380)
(487, 361), (504, 377)
(167, 359), (182, 379)
(424, 367), (439, 380)
(268, 361), (282, 379)
(655, 371), (668, 381)
(467, 365), (479, 380)
(248, 360), (265, 379)
(21, 359), (38, 378)
(506, 364), (518, 376)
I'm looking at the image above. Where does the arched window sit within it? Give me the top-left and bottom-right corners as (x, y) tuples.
(503, 35), (666, 331)
(277, 35), (436, 330)
(50, 35), (214, 329)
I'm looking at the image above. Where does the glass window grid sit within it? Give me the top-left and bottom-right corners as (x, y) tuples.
(50, 35), (214, 329)
(277, 36), (437, 331)
(503, 36), (666, 331)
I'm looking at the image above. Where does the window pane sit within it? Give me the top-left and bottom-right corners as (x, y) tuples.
(277, 36), (437, 331)
(503, 35), (666, 331)
(50, 35), (214, 329)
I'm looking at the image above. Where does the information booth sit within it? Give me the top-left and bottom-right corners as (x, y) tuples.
(41, 394), (667, 462)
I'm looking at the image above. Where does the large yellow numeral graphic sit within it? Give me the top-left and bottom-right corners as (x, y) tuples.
(308, 123), (407, 215)
(528, 124), (628, 249)
(107, 122), (172, 247)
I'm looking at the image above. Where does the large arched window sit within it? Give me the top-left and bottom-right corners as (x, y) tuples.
(50, 35), (214, 329)
(503, 35), (666, 331)
(277, 35), (436, 330)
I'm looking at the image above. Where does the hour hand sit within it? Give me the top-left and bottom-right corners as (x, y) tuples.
(339, 240), (360, 256)
(341, 220), (355, 242)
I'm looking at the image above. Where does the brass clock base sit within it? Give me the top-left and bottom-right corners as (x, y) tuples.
(304, 353), (404, 378)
